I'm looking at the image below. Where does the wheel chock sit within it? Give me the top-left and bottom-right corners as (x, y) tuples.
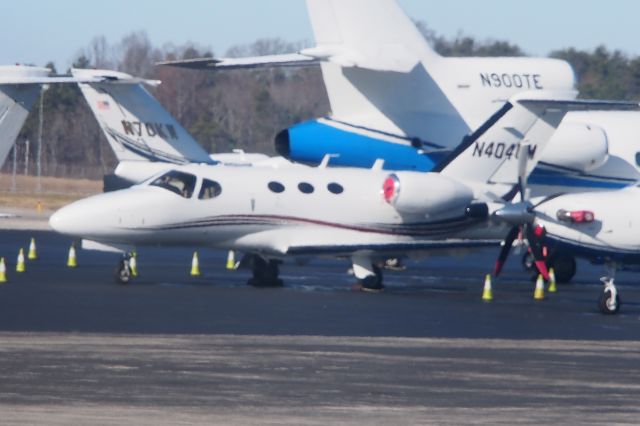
(16, 248), (26, 273)
(67, 244), (77, 268)
(129, 252), (138, 277)
(226, 250), (237, 270)
(0, 257), (7, 283)
(190, 251), (200, 276)
(482, 274), (493, 301)
(534, 274), (545, 300)
(28, 238), (37, 260)
(548, 268), (557, 293)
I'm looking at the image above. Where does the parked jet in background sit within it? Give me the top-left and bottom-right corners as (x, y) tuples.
(0, 65), (129, 170)
(161, 0), (637, 194)
(510, 186), (640, 314)
(71, 68), (294, 191)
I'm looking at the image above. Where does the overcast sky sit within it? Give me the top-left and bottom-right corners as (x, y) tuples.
(2, 0), (638, 70)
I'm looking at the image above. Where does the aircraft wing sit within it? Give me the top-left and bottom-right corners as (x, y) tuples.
(0, 75), (158, 85)
(286, 239), (500, 257)
(157, 54), (319, 71)
(157, 46), (418, 73)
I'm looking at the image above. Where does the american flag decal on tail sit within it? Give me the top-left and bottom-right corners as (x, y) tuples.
(97, 100), (110, 110)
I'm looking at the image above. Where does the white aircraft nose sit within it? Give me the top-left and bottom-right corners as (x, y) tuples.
(49, 203), (87, 236)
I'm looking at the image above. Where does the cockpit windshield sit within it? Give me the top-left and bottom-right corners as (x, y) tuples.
(150, 170), (197, 198)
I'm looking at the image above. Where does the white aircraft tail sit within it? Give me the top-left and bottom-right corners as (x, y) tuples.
(0, 66), (53, 167)
(304, 0), (576, 149)
(437, 92), (637, 196)
(72, 68), (212, 165)
(304, 0), (466, 145)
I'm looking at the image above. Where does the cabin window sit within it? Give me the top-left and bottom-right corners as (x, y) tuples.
(268, 181), (285, 193)
(198, 179), (222, 200)
(298, 182), (314, 194)
(150, 170), (197, 198)
(327, 182), (344, 194)
(636, 152), (640, 167)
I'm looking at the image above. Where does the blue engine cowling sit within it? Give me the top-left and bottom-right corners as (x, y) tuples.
(275, 119), (446, 171)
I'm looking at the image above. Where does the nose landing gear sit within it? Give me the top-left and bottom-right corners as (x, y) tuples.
(115, 253), (134, 285)
(599, 263), (621, 315)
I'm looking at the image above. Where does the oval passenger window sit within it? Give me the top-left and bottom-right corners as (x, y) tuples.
(327, 183), (344, 194)
(298, 182), (314, 194)
(268, 181), (285, 193)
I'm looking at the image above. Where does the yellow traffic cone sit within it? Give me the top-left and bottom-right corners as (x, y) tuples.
(226, 250), (237, 270)
(548, 268), (557, 293)
(16, 248), (26, 273)
(190, 251), (200, 276)
(482, 274), (493, 301)
(0, 257), (7, 283)
(67, 244), (77, 268)
(130, 252), (138, 277)
(534, 274), (545, 300)
(28, 238), (37, 260)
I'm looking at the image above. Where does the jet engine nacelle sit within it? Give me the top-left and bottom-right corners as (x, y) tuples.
(275, 120), (437, 171)
(542, 122), (609, 173)
(382, 172), (474, 219)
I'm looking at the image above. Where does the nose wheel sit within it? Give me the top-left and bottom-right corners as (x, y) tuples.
(114, 253), (133, 285)
(599, 263), (621, 315)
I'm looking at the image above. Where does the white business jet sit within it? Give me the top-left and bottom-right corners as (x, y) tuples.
(51, 87), (629, 290)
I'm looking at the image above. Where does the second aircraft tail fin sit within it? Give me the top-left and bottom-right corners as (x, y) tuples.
(72, 68), (212, 166)
(437, 91), (639, 195)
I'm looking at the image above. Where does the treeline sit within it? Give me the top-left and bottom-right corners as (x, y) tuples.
(5, 24), (640, 179)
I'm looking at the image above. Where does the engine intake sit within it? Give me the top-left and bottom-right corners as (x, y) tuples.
(382, 172), (474, 219)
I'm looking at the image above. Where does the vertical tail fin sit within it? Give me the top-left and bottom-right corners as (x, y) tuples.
(0, 66), (51, 167)
(306, 0), (439, 63)
(304, 0), (467, 146)
(72, 68), (212, 165)
(437, 91), (575, 187)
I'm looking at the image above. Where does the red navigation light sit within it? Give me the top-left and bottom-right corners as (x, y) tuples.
(382, 174), (400, 203)
(570, 210), (595, 223)
(557, 209), (595, 223)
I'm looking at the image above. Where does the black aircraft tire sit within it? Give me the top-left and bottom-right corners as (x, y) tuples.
(115, 259), (131, 285)
(598, 289), (621, 315)
(548, 253), (577, 283)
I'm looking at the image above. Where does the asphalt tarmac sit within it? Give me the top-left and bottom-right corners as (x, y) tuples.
(0, 228), (639, 425)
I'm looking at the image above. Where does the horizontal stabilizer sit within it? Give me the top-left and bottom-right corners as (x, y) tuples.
(158, 54), (319, 71)
(71, 68), (160, 86)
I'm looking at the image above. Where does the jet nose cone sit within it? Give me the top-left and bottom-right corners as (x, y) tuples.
(49, 205), (79, 236)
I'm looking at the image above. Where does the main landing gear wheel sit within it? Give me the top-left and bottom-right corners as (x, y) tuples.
(351, 255), (384, 292)
(522, 252), (577, 284)
(247, 256), (283, 288)
(360, 265), (384, 292)
(115, 255), (132, 285)
(547, 253), (576, 283)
